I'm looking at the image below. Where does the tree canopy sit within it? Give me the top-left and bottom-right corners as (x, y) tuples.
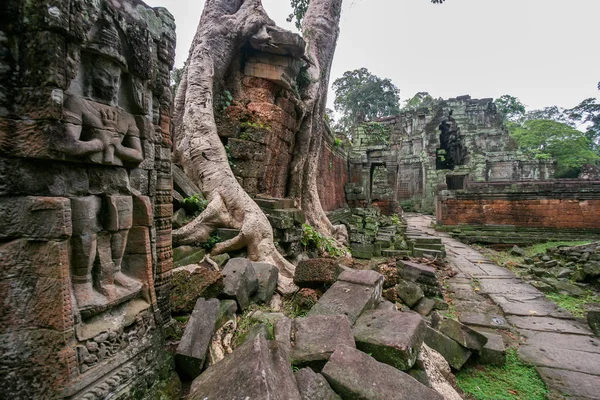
(402, 91), (436, 111)
(494, 94), (526, 122)
(332, 67), (400, 134)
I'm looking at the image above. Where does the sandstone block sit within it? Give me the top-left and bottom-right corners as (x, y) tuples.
(0, 197), (72, 240)
(321, 345), (443, 400)
(294, 258), (346, 288)
(423, 326), (472, 370)
(353, 309), (425, 370)
(414, 297), (436, 316)
(188, 334), (301, 400)
(170, 265), (223, 314)
(250, 262), (278, 303)
(431, 313), (488, 351)
(477, 331), (506, 366)
(176, 298), (220, 379)
(295, 368), (341, 400)
(395, 279), (424, 308)
(221, 258), (259, 310)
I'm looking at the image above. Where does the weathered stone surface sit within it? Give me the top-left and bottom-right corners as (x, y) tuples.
(188, 334), (301, 400)
(395, 279), (424, 308)
(221, 258), (259, 310)
(536, 368), (600, 400)
(353, 310), (425, 370)
(489, 294), (571, 318)
(0, 197), (71, 240)
(172, 164), (202, 199)
(588, 309), (600, 336)
(321, 345), (443, 400)
(431, 313), (488, 351)
(250, 262), (279, 303)
(507, 316), (593, 335)
(519, 345), (600, 376)
(423, 326), (472, 370)
(413, 344), (463, 400)
(173, 246), (206, 267)
(275, 315), (355, 369)
(477, 331), (506, 366)
(170, 265), (223, 314)
(338, 269), (384, 287)
(375, 299), (397, 312)
(176, 298), (220, 379)
(458, 312), (510, 330)
(295, 368), (341, 400)
(294, 258), (346, 288)
(307, 278), (381, 324)
(414, 297), (436, 316)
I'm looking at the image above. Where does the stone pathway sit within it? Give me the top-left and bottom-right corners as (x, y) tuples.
(404, 213), (600, 400)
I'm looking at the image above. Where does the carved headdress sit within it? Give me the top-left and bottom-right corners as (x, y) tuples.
(86, 18), (127, 71)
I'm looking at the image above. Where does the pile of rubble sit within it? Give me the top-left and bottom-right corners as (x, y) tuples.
(172, 258), (508, 399)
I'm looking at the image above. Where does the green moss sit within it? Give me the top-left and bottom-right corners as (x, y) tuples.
(546, 291), (599, 318)
(456, 348), (548, 400)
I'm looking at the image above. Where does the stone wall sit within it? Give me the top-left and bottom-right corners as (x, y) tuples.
(437, 181), (600, 230)
(0, 0), (178, 398)
(317, 132), (348, 211)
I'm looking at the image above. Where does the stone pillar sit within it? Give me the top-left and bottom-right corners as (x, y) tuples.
(0, 1), (177, 398)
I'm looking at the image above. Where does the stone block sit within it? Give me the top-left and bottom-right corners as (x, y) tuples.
(295, 368), (341, 400)
(423, 326), (472, 370)
(176, 298), (220, 379)
(477, 331), (506, 366)
(173, 245), (206, 265)
(353, 310), (425, 370)
(132, 194), (153, 226)
(294, 258), (346, 288)
(431, 313), (488, 351)
(308, 274), (382, 324)
(221, 258), (259, 310)
(170, 265), (223, 314)
(375, 299), (397, 312)
(588, 309), (600, 336)
(414, 297), (436, 316)
(321, 345), (443, 400)
(395, 279), (424, 308)
(0, 196), (72, 240)
(250, 262), (278, 303)
(70, 196), (102, 235)
(172, 164), (202, 199)
(188, 334), (301, 400)
(275, 315), (355, 369)
(104, 195), (133, 231)
(350, 243), (374, 259)
(338, 269), (384, 287)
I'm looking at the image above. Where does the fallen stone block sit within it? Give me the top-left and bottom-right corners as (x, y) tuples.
(295, 368), (341, 400)
(275, 315), (355, 369)
(431, 313), (488, 351)
(477, 331), (506, 366)
(216, 299), (237, 330)
(414, 297), (436, 316)
(321, 345), (443, 400)
(396, 279), (424, 308)
(375, 299), (397, 312)
(588, 308), (600, 336)
(353, 309), (425, 370)
(294, 258), (346, 288)
(307, 270), (383, 324)
(411, 344), (463, 400)
(250, 262), (278, 303)
(398, 260), (437, 281)
(170, 265), (223, 314)
(221, 258), (258, 310)
(188, 334), (301, 400)
(173, 245), (206, 267)
(176, 298), (220, 379)
(423, 326), (472, 370)
(172, 164), (202, 199)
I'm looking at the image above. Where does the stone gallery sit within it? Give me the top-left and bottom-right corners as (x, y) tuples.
(1, 0), (599, 399)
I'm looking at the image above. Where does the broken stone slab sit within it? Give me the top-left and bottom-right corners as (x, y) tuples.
(216, 300), (238, 330)
(188, 334), (301, 400)
(275, 315), (355, 370)
(375, 299), (397, 312)
(221, 258), (259, 310)
(519, 344), (600, 376)
(321, 345), (443, 400)
(488, 294), (572, 318)
(307, 275), (382, 324)
(353, 309), (425, 370)
(476, 331), (506, 366)
(423, 326), (472, 370)
(172, 208), (187, 229)
(170, 265), (223, 314)
(173, 246), (206, 267)
(411, 344), (463, 400)
(337, 269), (384, 288)
(395, 279), (424, 308)
(398, 260), (437, 282)
(172, 164), (202, 199)
(414, 297), (436, 316)
(431, 313), (488, 351)
(176, 298), (220, 379)
(295, 368), (341, 400)
(507, 316), (593, 335)
(250, 262), (278, 303)
(458, 312), (510, 330)
(293, 258), (347, 288)
(536, 367), (600, 400)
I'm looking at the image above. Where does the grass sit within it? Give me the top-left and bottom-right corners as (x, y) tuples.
(456, 349), (548, 400)
(546, 291), (599, 318)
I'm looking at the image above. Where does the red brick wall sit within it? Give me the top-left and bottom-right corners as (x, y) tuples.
(317, 141), (348, 211)
(437, 181), (600, 229)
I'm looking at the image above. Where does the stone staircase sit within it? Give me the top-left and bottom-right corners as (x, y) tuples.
(406, 229), (446, 259)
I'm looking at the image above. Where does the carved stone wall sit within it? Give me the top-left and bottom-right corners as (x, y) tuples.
(0, 0), (177, 398)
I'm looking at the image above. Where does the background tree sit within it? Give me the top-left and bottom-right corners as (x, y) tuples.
(511, 119), (599, 178)
(402, 91), (435, 111)
(494, 94), (526, 122)
(332, 67), (400, 134)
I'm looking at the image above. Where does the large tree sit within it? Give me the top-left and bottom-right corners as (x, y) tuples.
(332, 67), (400, 134)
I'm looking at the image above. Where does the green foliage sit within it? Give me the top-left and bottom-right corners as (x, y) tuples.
(390, 214), (401, 225)
(224, 145), (236, 169)
(181, 194), (208, 217)
(567, 97), (600, 150)
(240, 121), (270, 131)
(301, 223), (346, 257)
(287, 0), (310, 31)
(217, 90), (233, 112)
(170, 67), (184, 95)
(546, 291), (599, 318)
(456, 348), (548, 400)
(333, 137), (343, 147)
(400, 199), (417, 212)
(402, 92), (435, 111)
(510, 119), (599, 177)
(201, 232), (222, 251)
(494, 95), (526, 122)
(361, 122), (391, 144)
(332, 68), (400, 134)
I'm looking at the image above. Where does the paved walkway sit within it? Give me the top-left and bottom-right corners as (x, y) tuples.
(404, 213), (600, 400)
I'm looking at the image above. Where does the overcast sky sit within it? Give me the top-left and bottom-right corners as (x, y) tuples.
(144, 0), (599, 111)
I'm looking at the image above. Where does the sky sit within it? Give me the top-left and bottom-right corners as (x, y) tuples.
(143, 0), (600, 112)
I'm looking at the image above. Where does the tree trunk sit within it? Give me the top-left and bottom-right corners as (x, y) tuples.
(172, 0), (297, 293)
(288, 0), (343, 237)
